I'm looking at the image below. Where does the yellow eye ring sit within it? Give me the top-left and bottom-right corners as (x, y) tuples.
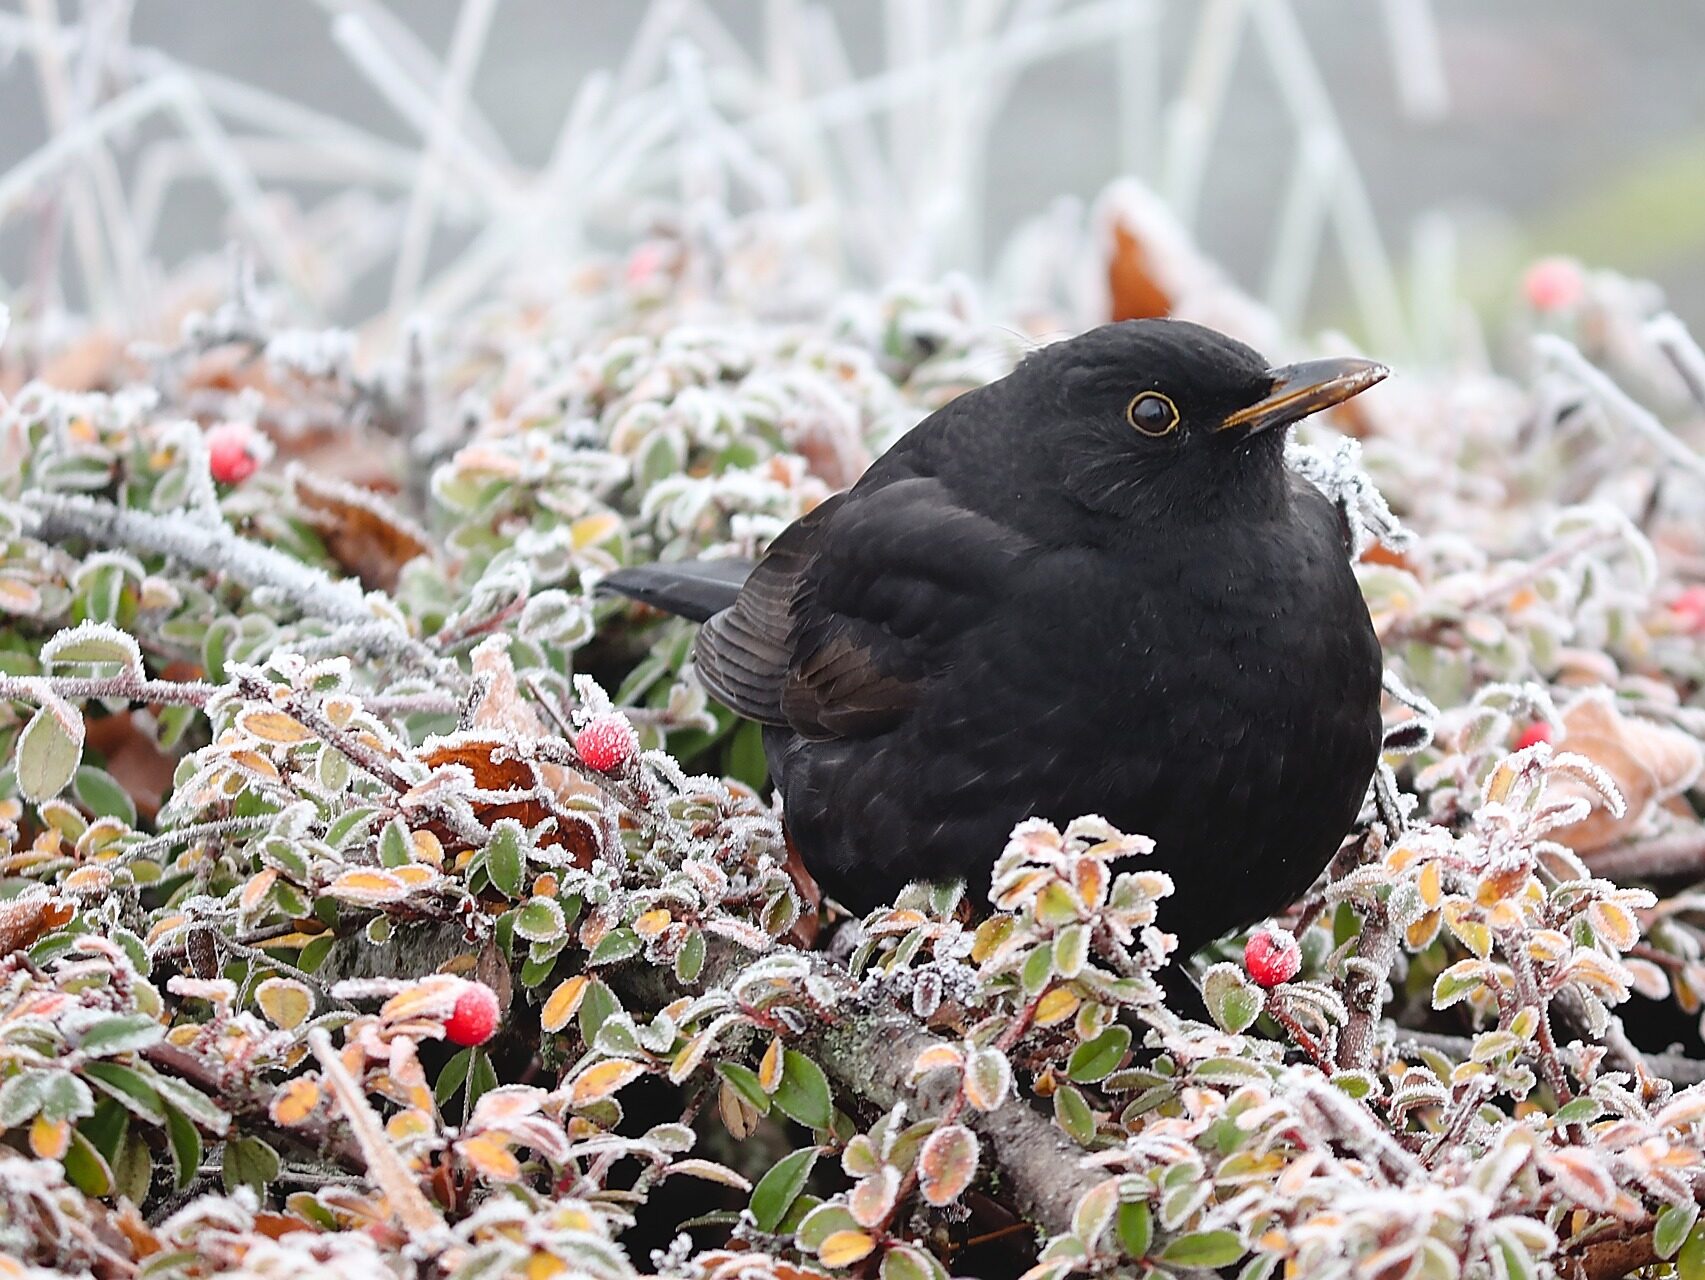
(1126, 391), (1179, 437)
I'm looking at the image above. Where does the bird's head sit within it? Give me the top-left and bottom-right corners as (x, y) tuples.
(1030, 318), (1388, 521)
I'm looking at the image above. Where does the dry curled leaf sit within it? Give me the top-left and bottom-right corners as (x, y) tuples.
(291, 465), (430, 592)
(0, 889), (74, 957)
(1552, 693), (1702, 854)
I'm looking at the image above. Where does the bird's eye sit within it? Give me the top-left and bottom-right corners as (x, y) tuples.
(1125, 390), (1179, 437)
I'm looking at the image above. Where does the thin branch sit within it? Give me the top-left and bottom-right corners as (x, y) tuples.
(1584, 830), (1705, 882)
(1336, 899), (1400, 1072)
(1396, 1028), (1705, 1088)
(0, 671), (217, 707)
(23, 490), (374, 626)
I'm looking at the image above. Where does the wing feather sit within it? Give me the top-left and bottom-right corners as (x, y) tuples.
(695, 478), (1031, 739)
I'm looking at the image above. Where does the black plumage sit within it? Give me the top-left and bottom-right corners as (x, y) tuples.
(604, 318), (1387, 958)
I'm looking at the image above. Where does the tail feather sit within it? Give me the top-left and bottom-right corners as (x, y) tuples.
(599, 560), (755, 623)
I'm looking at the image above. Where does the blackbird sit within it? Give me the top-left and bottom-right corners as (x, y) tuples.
(603, 319), (1387, 958)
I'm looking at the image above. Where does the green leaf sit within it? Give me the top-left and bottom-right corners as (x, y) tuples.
(1202, 963), (1264, 1033)
(1021, 944), (1054, 995)
(577, 980), (620, 1046)
(466, 1047), (498, 1116)
(326, 806), (379, 849)
(298, 933), (337, 975)
(151, 1075), (228, 1133)
(164, 1104), (203, 1190)
(795, 1203), (860, 1252)
(1053, 924), (1090, 979)
(749, 1147), (819, 1233)
(436, 1047), (472, 1108)
(62, 1128), (113, 1197)
(486, 820), (525, 898)
(1116, 1201), (1153, 1261)
(81, 1062), (166, 1125)
(43, 624), (142, 673)
(222, 1135), (280, 1196)
(17, 702), (83, 802)
(675, 929), (706, 983)
(717, 1064), (772, 1116)
(514, 897), (567, 943)
(1157, 1229), (1244, 1269)
(39, 1072), (96, 1122)
(77, 1013), (165, 1058)
(378, 819), (412, 868)
(82, 1097), (129, 1160)
(726, 720), (769, 791)
(113, 1129), (152, 1203)
(0, 1070), (52, 1126)
(1053, 1082), (1096, 1146)
(1067, 1025), (1131, 1084)
(1681, 1220), (1705, 1280)
(880, 1245), (947, 1280)
(589, 927), (641, 966)
(519, 950), (559, 989)
(1658, 1203), (1702, 1261)
(773, 1049), (834, 1131)
(73, 766), (136, 825)
(1551, 1097), (1603, 1127)
(112, 927), (149, 977)
(1432, 962), (1486, 1011)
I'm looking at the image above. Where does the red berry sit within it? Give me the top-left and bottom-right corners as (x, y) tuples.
(1671, 586), (1705, 634)
(575, 713), (638, 772)
(1244, 926), (1301, 989)
(206, 422), (262, 484)
(444, 980), (499, 1046)
(1514, 720), (1554, 751)
(1523, 256), (1584, 313)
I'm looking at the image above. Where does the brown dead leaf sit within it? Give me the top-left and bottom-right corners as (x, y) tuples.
(0, 888), (74, 956)
(1096, 179), (1279, 349)
(782, 827), (822, 949)
(291, 465), (430, 592)
(1554, 693), (1704, 855)
(1107, 218), (1174, 323)
(38, 329), (135, 393)
(416, 735), (599, 866)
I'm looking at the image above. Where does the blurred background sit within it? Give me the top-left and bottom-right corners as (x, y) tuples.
(2, 0), (1703, 350)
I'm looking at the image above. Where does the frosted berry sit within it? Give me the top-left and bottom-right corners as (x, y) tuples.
(444, 980), (499, 1046)
(206, 422), (262, 485)
(576, 713), (639, 772)
(1244, 926), (1301, 989)
(1671, 585), (1705, 634)
(1523, 256), (1584, 313)
(1514, 720), (1554, 751)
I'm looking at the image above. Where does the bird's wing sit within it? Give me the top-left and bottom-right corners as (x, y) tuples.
(694, 494), (844, 727)
(695, 476), (1030, 739)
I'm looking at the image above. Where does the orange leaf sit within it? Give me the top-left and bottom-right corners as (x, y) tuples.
(1034, 988), (1081, 1027)
(241, 868), (279, 911)
(239, 709), (314, 745)
(270, 1078), (322, 1126)
(326, 868), (412, 905)
(460, 1132), (522, 1182)
(817, 1231), (877, 1268)
(30, 1115), (71, 1160)
(759, 1037), (785, 1093)
(918, 1123), (979, 1206)
(540, 976), (590, 1033)
(569, 1059), (646, 1107)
